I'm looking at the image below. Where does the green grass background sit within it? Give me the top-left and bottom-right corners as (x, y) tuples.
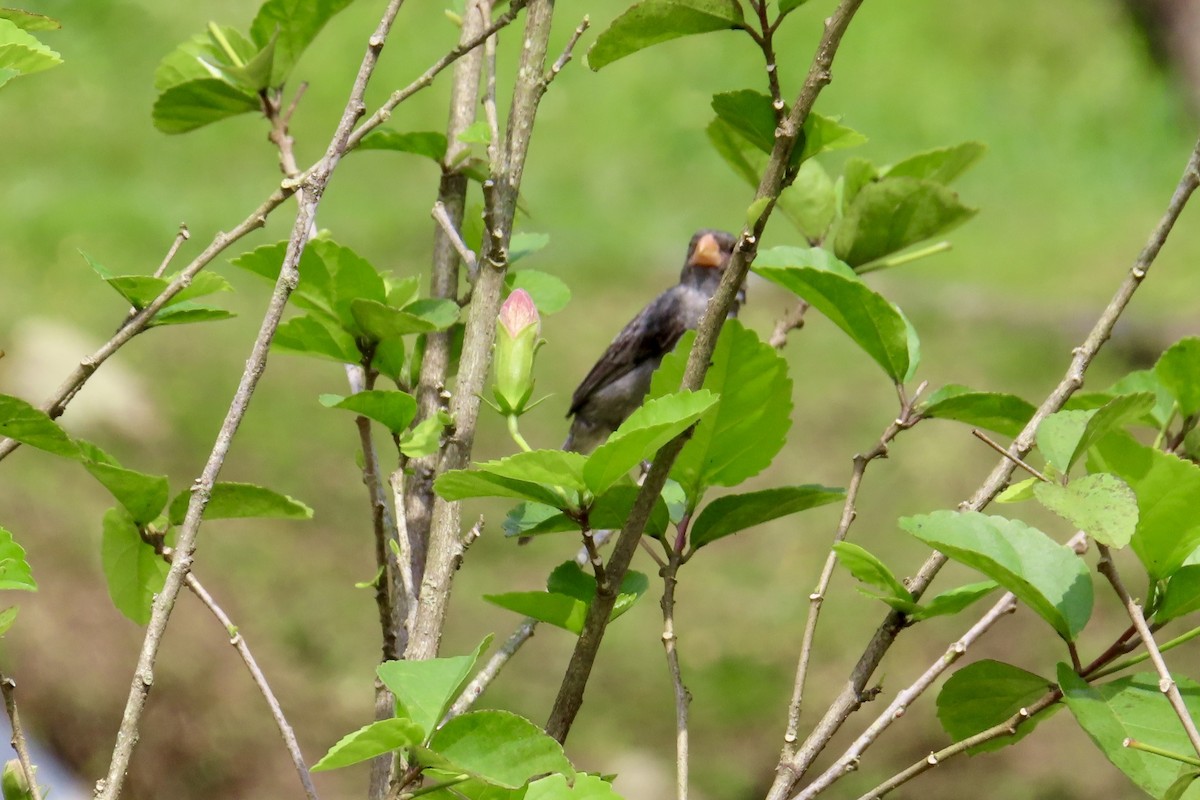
(2, 0), (1200, 798)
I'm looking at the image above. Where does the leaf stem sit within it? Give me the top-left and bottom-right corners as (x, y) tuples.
(1124, 738), (1200, 768)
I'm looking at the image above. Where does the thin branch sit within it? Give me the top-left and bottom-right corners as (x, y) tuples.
(347, 363), (404, 662)
(751, 0), (785, 120)
(546, 0), (867, 747)
(390, 469), (420, 637)
(547, 17), (590, 84)
(431, 201), (478, 276)
(781, 395), (922, 750)
(795, 592), (1019, 799)
(660, 556), (690, 800)
(150, 223), (190, 279)
(96, 3), (410, 797)
(769, 132), (1200, 798)
(768, 300), (809, 349)
(1097, 544), (1200, 757)
(971, 429), (1051, 483)
(445, 617), (539, 719)
(1, 674), (43, 800)
(184, 573), (318, 800)
(855, 688), (1062, 800)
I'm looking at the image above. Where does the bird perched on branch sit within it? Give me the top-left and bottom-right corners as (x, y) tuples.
(563, 229), (740, 453)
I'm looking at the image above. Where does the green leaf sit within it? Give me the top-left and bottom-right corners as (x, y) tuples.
(223, 31), (277, 92)
(753, 266), (917, 382)
(648, 321), (794, 500)
(477, 450), (588, 494)
(841, 157), (878, 207)
(547, 561), (648, 609)
(526, 773), (623, 800)
(910, 581), (998, 621)
(1090, 432), (1200, 579)
(424, 711), (573, 788)
(377, 636), (492, 739)
(1059, 667), (1200, 799)
(746, 196), (771, 226)
(506, 270), (570, 314)
(152, 78), (259, 134)
(168, 482), (313, 526)
(1156, 337), (1200, 417)
(148, 303), (235, 327)
(711, 89), (775, 154)
(352, 299), (456, 340)
(798, 113), (867, 163)
(1166, 772), (1200, 800)
(832, 177), (976, 268)
(754, 245), (856, 278)
(485, 592), (590, 633)
(311, 717), (425, 772)
(456, 119), (492, 144)
(83, 461), (169, 526)
(1158, 565), (1200, 623)
(436, 470), (570, 508)
(102, 507), (168, 625)
(919, 385), (1036, 438)
(1034, 473), (1138, 548)
(167, 270), (234, 305)
(885, 142), (986, 185)
(486, 564), (647, 633)
(503, 486), (670, 541)
(583, 390), (718, 495)
(780, 160), (837, 241)
(400, 414), (449, 458)
(0, 528), (35, 592)
(0, 607), (19, 637)
(691, 485), (844, 549)
(357, 129), (448, 160)
(249, 0), (358, 86)
(707, 117), (761, 187)
(587, 0), (743, 71)
(154, 26), (256, 91)
(1037, 409), (1093, 474)
(320, 390), (417, 435)
(509, 233), (551, 264)
(900, 510), (1093, 640)
(996, 476), (1038, 503)
(0, 17), (60, 79)
(0, 10), (61, 32)
(274, 314), (360, 363)
(0, 394), (79, 458)
(937, 660), (1055, 754)
(832, 541), (911, 603)
(777, 0), (811, 14)
(1073, 393), (1157, 469)
(329, 246), (388, 330)
(231, 239), (335, 316)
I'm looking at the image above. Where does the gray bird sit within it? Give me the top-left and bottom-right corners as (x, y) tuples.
(564, 229), (740, 453)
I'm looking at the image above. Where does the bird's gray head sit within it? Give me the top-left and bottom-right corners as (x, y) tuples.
(680, 229), (736, 283)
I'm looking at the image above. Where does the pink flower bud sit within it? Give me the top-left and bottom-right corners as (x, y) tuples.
(493, 289), (541, 416)
(498, 288), (540, 337)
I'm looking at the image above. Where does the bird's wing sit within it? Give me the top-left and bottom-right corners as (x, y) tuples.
(568, 288), (686, 416)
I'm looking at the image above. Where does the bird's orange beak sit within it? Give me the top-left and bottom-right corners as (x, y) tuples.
(689, 233), (724, 268)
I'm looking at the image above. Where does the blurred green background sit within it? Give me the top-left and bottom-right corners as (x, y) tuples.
(2, 0), (1200, 798)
